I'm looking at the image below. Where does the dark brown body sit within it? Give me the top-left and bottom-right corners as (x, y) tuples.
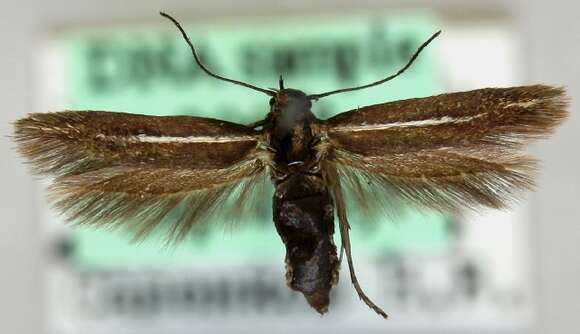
(266, 89), (339, 313)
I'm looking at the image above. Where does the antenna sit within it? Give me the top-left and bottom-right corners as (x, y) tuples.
(160, 12), (275, 96)
(308, 31), (441, 100)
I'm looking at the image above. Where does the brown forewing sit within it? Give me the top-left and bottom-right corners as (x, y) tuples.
(325, 85), (567, 156)
(320, 85), (568, 213)
(14, 111), (270, 242)
(14, 111), (260, 176)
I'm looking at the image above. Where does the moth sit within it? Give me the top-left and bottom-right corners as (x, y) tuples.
(13, 12), (568, 318)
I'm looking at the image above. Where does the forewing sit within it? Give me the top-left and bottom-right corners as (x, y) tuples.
(14, 111), (260, 176)
(321, 85), (568, 213)
(14, 111), (270, 241)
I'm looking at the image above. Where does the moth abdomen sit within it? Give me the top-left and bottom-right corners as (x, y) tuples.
(273, 173), (339, 314)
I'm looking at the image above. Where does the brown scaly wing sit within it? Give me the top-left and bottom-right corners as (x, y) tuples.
(321, 85), (568, 214)
(14, 111), (271, 242)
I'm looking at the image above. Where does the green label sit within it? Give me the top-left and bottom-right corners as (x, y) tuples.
(62, 12), (449, 268)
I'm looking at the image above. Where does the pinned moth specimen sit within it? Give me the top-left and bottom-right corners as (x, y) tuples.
(13, 12), (568, 318)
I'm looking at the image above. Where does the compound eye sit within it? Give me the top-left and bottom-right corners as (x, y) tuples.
(269, 98), (275, 106)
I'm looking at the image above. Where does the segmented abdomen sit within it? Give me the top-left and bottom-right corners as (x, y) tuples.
(272, 173), (338, 314)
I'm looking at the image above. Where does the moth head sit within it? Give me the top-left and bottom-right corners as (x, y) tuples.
(268, 77), (313, 128)
(270, 79), (312, 113)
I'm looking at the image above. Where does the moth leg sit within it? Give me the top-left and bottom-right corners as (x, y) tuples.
(338, 206), (388, 319)
(338, 244), (345, 267)
(305, 135), (331, 174)
(325, 164), (388, 319)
